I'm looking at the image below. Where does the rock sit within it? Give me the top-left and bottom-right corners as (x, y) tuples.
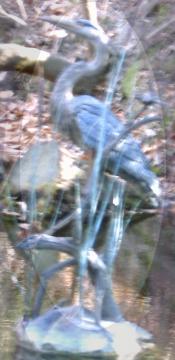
(16, 305), (155, 359)
(102, 320), (154, 360)
(9, 140), (60, 191)
(16, 305), (115, 358)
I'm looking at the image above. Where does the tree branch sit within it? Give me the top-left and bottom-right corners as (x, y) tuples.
(146, 17), (175, 44)
(83, 0), (98, 26)
(0, 5), (26, 26)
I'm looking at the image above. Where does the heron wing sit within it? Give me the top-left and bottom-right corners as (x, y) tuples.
(72, 96), (123, 150)
(72, 96), (149, 167)
(67, 95), (160, 196)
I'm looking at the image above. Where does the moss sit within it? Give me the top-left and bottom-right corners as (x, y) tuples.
(122, 249), (131, 258)
(122, 62), (140, 98)
(162, 58), (175, 74)
(150, 165), (162, 176)
(138, 251), (152, 268)
(131, 225), (155, 247)
(135, 348), (163, 360)
(155, 4), (169, 23)
(163, 114), (173, 126)
(147, 44), (161, 57)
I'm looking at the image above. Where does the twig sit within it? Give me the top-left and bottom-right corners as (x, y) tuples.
(47, 210), (77, 235)
(47, 198), (89, 235)
(137, 0), (160, 19)
(16, 0), (27, 20)
(146, 17), (175, 42)
(0, 5), (26, 26)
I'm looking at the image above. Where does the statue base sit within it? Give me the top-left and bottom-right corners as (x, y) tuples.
(16, 305), (155, 359)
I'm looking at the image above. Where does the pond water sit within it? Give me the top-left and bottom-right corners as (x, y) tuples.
(0, 210), (175, 359)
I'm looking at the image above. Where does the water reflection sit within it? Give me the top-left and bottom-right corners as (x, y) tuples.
(115, 210), (175, 358)
(14, 346), (116, 360)
(0, 210), (175, 359)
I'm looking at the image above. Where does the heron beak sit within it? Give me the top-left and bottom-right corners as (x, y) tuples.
(40, 16), (83, 35)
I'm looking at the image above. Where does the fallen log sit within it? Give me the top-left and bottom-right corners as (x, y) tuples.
(0, 43), (110, 90)
(0, 43), (68, 81)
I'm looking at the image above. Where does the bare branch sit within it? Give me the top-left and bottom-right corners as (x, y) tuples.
(0, 5), (26, 26)
(84, 0), (98, 26)
(146, 17), (175, 43)
(137, 0), (160, 19)
(16, 0), (27, 20)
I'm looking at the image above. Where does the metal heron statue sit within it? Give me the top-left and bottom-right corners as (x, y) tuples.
(41, 16), (161, 199)
(33, 15), (162, 320)
(14, 18), (160, 356)
(17, 16), (162, 316)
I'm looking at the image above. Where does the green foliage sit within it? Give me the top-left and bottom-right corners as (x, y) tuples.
(163, 114), (172, 126)
(121, 62), (140, 98)
(158, 4), (169, 17)
(151, 165), (162, 176)
(155, 4), (169, 23)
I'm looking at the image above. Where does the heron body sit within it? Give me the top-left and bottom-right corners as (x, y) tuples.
(53, 93), (160, 195)
(42, 16), (161, 199)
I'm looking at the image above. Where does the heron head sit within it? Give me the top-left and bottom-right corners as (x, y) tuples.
(40, 16), (108, 44)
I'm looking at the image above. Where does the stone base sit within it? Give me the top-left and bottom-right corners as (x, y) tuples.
(16, 305), (155, 359)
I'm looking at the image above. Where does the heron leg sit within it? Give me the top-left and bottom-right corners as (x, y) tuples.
(32, 274), (46, 318)
(87, 250), (107, 323)
(90, 267), (107, 323)
(88, 256), (123, 322)
(102, 180), (125, 322)
(101, 282), (124, 322)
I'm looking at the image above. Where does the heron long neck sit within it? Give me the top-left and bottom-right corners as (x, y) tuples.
(51, 40), (109, 107)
